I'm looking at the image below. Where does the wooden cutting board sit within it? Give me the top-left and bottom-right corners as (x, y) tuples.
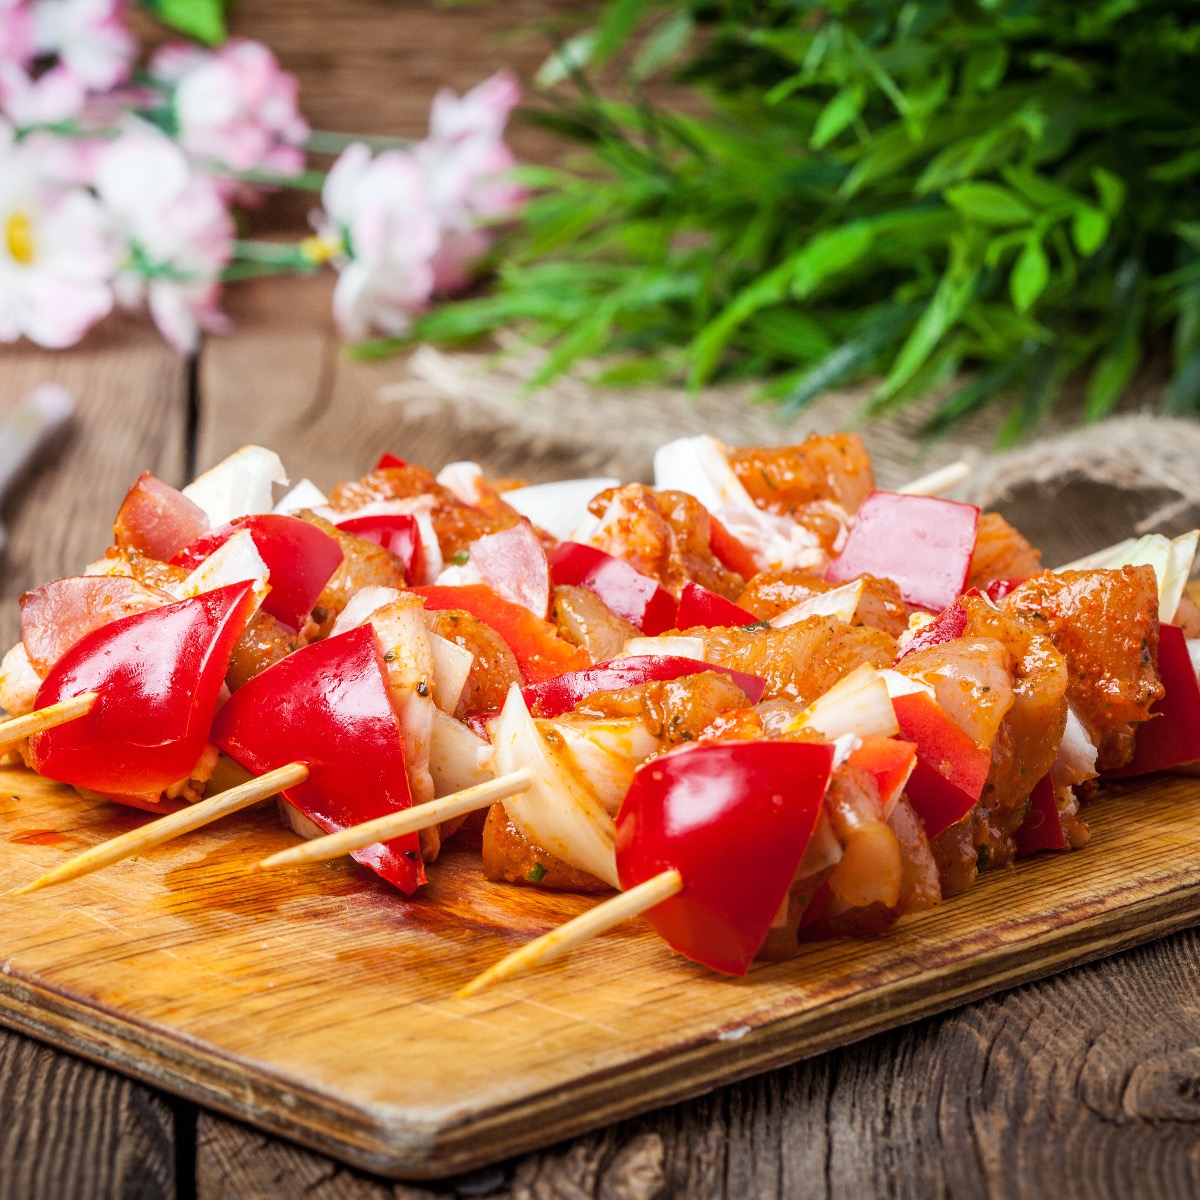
(0, 766), (1196, 1180)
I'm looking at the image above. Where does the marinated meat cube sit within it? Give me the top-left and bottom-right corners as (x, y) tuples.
(482, 803), (611, 893)
(703, 616), (897, 705)
(1003, 566), (1162, 771)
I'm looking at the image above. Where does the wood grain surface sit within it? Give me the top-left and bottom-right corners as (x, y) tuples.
(0, 762), (1198, 1182)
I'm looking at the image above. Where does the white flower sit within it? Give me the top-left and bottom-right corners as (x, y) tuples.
(0, 122), (113, 347)
(95, 122), (234, 355)
(314, 143), (440, 341)
(149, 39), (308, 179)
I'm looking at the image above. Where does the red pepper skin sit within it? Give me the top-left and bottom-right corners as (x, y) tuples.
(674, 581), (757, 630)
(412, 584), (589, 683)
(894, 600), (968, 662)
(846, 736), (917, 809)
(890, 690), (991, 839)
(1013, 774), (1066, 854)
(336, 513), (422, 581)
(522, 654), (766, 718)
(709, 516), (759, 580)
(984, 578), (1025, 603)
(1107, 624), (1200, 777)
(825, 491), (980, 613)
(548, 542), (678, 636)
(615, 740), (836, 975)
(375, 452), (407, 471)
(212, 624), (423, 893)
(29, 582), (257, 801)
(173, 513), (344, 632)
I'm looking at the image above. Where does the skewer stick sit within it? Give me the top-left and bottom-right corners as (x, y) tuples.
(254, 768), (534, 871)
(0, 692), (97, 748)
(12, 761), (309, 895)
(897, 459), (970, 497)
(457, 867), (683, 999)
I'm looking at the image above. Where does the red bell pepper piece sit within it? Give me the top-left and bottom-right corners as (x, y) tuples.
(1013, 774), (1066, 854)
(336, 513), (422, 582)
(113, 471), (209, 562)
(548, 542), (678, 636)
(412, 584), (590, 683)
(615, 740), (836, 974)
(522, 654), (766, 718)
(375, 452), (408, 471)
(894, 599), (968, 662)
(212, 624), (424, 893)
(890, 689), (991, 839)
(709, 515), (759, 580)
(674, 581), (757, 630)
(846, 736), (918, 811)
(28, 582), (257, 804)
(984, 578), (1025, 603)
(1107, 624), (1200, 777)
(826, 491), (980, 613)
(173, 513), (344, 632)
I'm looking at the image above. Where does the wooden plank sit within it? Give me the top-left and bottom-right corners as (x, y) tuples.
(0, 1027), (179, 1200)
(0, 319), (189, 645)
(0, 764), (1199, 1180)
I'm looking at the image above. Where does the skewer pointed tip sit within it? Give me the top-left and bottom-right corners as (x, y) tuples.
(9, 878), (46, 897)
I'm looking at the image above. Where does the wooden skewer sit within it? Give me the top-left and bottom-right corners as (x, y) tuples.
(457, 867), (683, 999)
(898, 459), (970, 497)
(0, 692), (97, 748)
(11, 761), (309, 895)
(254, 768), (534, 871)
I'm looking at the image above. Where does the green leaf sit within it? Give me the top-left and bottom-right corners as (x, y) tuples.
(790, 223), (876, 298)
(631, 10), (692, 81)
(592, 0), (644, 66)
(687, 260), (795, 388)
(810, 84), (866, 149)
(961, 44), (1008, 95)
(1092, 167), (1126, 216)
(139, 0), (225, 44)
(1071, 206), (1110, 256)
(1010, 238), (1050, 312)
(536, 30), (598, 88)
(872, 244), (981, 408)
(943, 182), (1033, 227)
(780, 303), (920, 417)
(1084, 337), (1141, 420)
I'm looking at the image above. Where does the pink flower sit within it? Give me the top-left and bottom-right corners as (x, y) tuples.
(0, 0), (133, 128)
(0, 122), (113, 347)
(314, 142), (440, 341)
(415, 71), (526, 293)
(428, 70), (521, 146)
(150, 39), (309, 181)
(95, 121), (234, 355)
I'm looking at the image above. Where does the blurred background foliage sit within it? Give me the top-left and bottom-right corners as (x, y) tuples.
(393, 0), (1200, 442)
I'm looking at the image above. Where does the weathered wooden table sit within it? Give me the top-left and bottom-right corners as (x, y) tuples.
(3, 2), (1200, 1192)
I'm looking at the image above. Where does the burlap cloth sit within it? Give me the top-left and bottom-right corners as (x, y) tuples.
(377, 335), (1200, 567)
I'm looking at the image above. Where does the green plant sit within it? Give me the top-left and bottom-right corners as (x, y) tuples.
(376, 0), (1200, 440)
(135, 0), (226, 45)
